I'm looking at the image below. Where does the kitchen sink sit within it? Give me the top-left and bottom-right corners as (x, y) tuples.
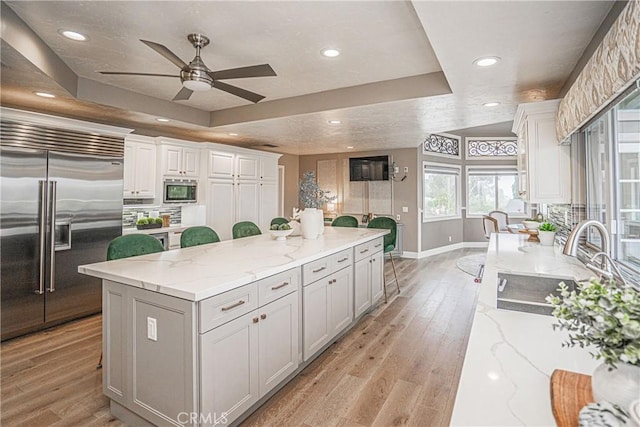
(496, 273), (576, 316)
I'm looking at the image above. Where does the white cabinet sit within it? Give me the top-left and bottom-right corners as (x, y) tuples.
(302, 250), (353, 361)
(353, 239), (384, 318)
(123, 137), (156, 199)
(200, 290), (299, 426)
(159, 142), (200, 177)
(512, 99), (571, 204)
(206, 150), (280, 238)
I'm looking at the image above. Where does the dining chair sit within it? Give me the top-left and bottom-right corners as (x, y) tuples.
(482, 215), (500, 240)
(181, 226), (220, 248)
(331, 215), (359, 228)
(367, 217), (400, 303)
(99, 234), (165, 369)
(488, 210), (510, 232)
(270, 217), (290, 227)
(232, 221), (262, 239)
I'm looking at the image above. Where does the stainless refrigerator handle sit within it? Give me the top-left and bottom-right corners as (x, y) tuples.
(36, 180), (47, 295)
(49, 181), (57, 293)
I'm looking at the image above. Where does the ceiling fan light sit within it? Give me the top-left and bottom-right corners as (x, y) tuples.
(183, 79), (211, 91)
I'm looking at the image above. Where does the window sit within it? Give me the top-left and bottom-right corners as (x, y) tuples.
(584, 84), (640, 277)
(466, 166), (526, 217)
(423, 162), (461, 221)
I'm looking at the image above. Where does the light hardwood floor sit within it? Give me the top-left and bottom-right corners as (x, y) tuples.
(1, 249), (481, 427)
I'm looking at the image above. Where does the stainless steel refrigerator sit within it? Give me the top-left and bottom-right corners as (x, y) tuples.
(1, 121), (124, 341)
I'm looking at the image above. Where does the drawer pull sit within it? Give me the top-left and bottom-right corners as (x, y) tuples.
(221, 300), (246, 311)
(312, 266), (327, 273)
(337, 257), (349, 263)
(374, 244), (382, 248)
(271, 281), (289, 290)
(359, 249), (369, 254)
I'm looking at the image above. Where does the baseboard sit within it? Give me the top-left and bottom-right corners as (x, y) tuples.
(400, 241), (488, 259)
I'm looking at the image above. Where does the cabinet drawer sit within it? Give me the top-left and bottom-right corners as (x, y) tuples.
(331, 249), (352, 270)
(354, 242), (373, 262)
(369, 237), (384, 254)
(199, 283), (258, 333)
(303, 256), (332, 286)
(258, 267), (300, 307)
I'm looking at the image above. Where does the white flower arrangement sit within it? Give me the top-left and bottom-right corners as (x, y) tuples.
(298, 171), (336, 209)
(546, 279), (640, 368)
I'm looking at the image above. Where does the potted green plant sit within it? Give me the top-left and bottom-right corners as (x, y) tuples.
(136, 217), (162, 230)
(546, 280), (640, 408)
(538, 221), (557, 246)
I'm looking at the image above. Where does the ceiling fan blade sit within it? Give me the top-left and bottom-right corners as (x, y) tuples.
(212, 81), (265, 103)
(172, 87), (194, 101)
(140, 39), (188, 69)
(209, 64), (277, 80)
(99, 71), (178, 78)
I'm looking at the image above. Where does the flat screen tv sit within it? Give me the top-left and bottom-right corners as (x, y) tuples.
(349, 155), (389, 181)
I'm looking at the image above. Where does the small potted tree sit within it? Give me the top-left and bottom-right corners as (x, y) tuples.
(538, 221), (557, 246)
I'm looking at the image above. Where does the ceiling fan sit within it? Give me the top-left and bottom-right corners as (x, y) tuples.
(99, 34), (276, 103)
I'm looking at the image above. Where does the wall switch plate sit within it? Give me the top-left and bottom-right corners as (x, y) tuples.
(402, 206), (409, 213)
(403, 167), (409, 173)
(396, 214), (401, 221)
(147, 317), (157, 341)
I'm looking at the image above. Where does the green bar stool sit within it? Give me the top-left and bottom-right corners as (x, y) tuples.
(270, 217), (289, 227)
(98, 234), (165, 369)
(106, 234), (165, 261)
(367, 217), (400, 303)
(181, 226), (220, 248)
(232, 221), (262, 239)
(331, 215), (359, 228)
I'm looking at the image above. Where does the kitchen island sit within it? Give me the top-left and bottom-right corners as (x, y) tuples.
(451, 233), (598, 426)
(79, 227), (388, 426)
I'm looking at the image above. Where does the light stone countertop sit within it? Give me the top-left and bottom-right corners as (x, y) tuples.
(79, 227), (388, 302)
(451, 233), (599, 426)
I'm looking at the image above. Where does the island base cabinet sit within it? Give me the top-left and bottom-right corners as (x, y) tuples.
(353, 249), (384, 318)
(199, 311), (260, 426)
(102, 281), (197, 427)
(303, 267), (353, 361)
(200, 292), (299, 426)
(371, 251), (384, 303)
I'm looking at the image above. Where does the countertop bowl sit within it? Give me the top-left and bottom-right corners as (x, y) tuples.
(269, 228), (294, 241)
(522, 220), (541, 230)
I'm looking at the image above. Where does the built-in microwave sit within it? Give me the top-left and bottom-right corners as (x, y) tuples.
(163, 179), (197, 204)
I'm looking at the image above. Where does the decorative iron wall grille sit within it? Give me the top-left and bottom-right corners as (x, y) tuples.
(466, 138), (517, 158)
(422, 134), (460, 157)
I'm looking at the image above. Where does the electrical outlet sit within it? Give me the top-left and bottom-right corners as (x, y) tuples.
(147, 317), (157, 341)
(396, 214), (401, 221)
(448, 236), (452, 242)
(402, 206), (409, 213)
(403, 166), (409, 173)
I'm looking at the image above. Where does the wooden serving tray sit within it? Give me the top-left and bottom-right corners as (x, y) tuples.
(550, 369), (594, 427)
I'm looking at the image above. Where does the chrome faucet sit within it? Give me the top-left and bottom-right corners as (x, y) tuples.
(586, 252), (629, 287)
(563, 219), (611, 258)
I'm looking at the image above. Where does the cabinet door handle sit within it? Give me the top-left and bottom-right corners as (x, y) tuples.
(312, 266), (326, 273)
(221, 300), (245, 311)
(253, 317), (259, 323)
(260, 314), (267, 320)
(271, 281), (289, 290)
(337, 257), (349, 263)
(359, 249), (369, 254)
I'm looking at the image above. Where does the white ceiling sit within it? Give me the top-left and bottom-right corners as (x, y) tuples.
(0, 1), (615, 155)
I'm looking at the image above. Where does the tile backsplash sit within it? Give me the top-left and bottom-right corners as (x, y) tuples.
(545, 203), (586, 245)
(123, 206), (182, 228)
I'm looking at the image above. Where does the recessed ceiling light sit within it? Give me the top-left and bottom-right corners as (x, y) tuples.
(34, 91), (55, 98)
(59, 30), (88, 41)
(474, 56), (501, 67)
(228, 133), (238, 136)
(483, 102), (500, 107)
(328, 120), (341, 125)
(347, 146), (354, 149)
(321, 48), (340, 58)
(156, 118), (170, 122)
